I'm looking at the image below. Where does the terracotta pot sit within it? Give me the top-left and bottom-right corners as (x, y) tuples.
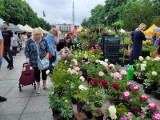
(75, 112), (88, 120)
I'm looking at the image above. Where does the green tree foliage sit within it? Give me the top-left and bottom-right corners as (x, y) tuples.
(82, 0), (160, 31)
(0, 0), (51, 30)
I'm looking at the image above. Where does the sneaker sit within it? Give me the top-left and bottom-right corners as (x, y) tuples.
(36, 88), (41, 94)
(7, 64), (10, 68)
(0, 96), (7, 102)
(9, 66), (14, 70)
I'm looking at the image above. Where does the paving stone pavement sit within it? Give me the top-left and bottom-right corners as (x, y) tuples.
(0, 51), (53, 120)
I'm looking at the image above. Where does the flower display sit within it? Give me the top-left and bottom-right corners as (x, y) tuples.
(152, 111), (160, 120)
(143, 61), (147, 64)
(105, 59), (108, 62)
(122, 91), (131, 99)
(90, 78), (100, 86)
(146, 56), (151, 60)
(99, 71), (105, 76)
(80, 76), (85, 81)
(108, 105), (117, 120)
(113, 72), (122, 80)
(152, 71), (158, 76)
(79, 85), (88, 90)
(120, 70), (127, 75)
(139, 56), (144, 61)
(132, 86), (140, 91)
(101, 80), (109, 88)
(46, 70), (50, 75)
(108, 64), (114, 70)
(141, 67), (145, 71)
(140, 95), (148, 102)
(148, 103), (158, 110)
(112, 82), (120, 90)
(127, 82), (133, 87)
(141, 63), (146, 68)
(62, 53), (66, 58)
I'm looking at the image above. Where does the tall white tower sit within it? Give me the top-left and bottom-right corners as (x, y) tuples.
(72, 1), (75, 26)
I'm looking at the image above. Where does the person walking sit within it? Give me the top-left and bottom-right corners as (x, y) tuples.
(152, 33), (157, 46)
(0, 30), (7, 102)
(25, 28), (49, 94)
(129, 23), (147, 65)
(2, 22), (14, 70)
(12, 32), (19, 57)
(45, 28), (59, 72)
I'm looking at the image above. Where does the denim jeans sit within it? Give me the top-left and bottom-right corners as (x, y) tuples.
(0, 57), (2, 69)
(49, 53), (56, 71)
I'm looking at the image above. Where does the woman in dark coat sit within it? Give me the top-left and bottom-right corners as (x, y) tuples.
(130, 23), (147, 65)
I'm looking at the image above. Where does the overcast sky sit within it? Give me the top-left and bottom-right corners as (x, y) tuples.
(25, 0), (105, 25)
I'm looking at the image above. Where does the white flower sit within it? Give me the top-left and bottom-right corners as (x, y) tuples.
(136, 64), (139, 66)
(120, 70), (127, 75)
(102, 62), (108, 67)
(74, 67), (80, 71)
(108, 105), (116, 114)
(52, 63), (55, 66)
(143, 61), (147, 64)
(64, 60), (67, 64)
(67, 68), (72, 73)
(46, 70), (50, 75)
(92, 55), (95, 57)
(95, 60), (99, 63)
(152, 71), (157, 76)
(154, 57), (160, 61)
(141, 67), (145, 71)
(146, 56), (150, 60)
(141, 64), (146, 68)
(71, 69), (76, 74)
(78, 85), (88, 90)
(105, 59), (108, 62)
(99, 60), (104, 65)
(108, 105), (117, 119)
(98, 71), (104, 76)
(80, 76), (85, 81)
(139, 56), (144, 61)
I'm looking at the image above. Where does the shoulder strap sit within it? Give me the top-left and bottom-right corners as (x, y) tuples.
(35, 42), (40, 59)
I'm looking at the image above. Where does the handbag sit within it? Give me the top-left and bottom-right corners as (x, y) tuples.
(35, 42), (49, 70)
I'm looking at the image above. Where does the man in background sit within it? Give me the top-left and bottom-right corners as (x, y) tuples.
(2, 22), (14, 70)
(0, 30), (7, 102)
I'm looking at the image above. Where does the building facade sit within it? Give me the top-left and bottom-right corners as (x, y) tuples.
(55, 23), (75, 32)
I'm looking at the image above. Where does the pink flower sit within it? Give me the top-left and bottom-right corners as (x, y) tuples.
(99, 71), (104, 76)
(120, 70), (127, 75)
(108, 64), (114, 70)
(148, 103), (158, 110)
(152, 111), (160, 120)
(132, 86), (140, 91)
(113, 72), (122, 80)
(127, 82), (133, 87)
(91, 48), (96, 53)
(62, 53), (66, 58)
(140, 95), (148, 102)
(122, 91), (131, 99)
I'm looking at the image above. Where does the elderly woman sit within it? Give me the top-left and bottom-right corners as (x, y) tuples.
(45, 28), (59, 72)
(25, 28), (49, 94)
(129, 23), (147, 65)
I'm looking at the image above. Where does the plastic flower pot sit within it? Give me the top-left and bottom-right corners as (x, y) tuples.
(137, 77), (144, 84)
(153, 91), (160, 100)
(52, 109), (63, 120)
(143, 85), (152, 94)
(129, 106), (142, 117)
(133, 74), (138, 81)
(77, 101), (86, 112)
(82, 108), (93, 119)
(71, 97), (78, 104)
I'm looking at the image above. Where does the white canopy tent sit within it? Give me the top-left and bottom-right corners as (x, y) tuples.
(38, 27), (48, 34)
(17, 24), (27, 32)
(24, 24), (33, 32)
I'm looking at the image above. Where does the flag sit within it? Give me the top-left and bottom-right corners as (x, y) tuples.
(43, 11), (46, 17)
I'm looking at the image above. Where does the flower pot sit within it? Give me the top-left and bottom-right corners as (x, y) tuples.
(83, 109), (93, 119)
(143, 87), (152, 94)
(120, 61), (125, 67)
(105, 117), (111, 120)
(94, 102), (102, 108)
(71, 97), (78, 104)
(133, 74), (138, 81)
(130, 106), (142, 116)
(153, 91), (160, 100)
(92, 109), (104, 120)
(77, 101), (86, 112)
(52, 109), (63, 120)
(124, 59), (130, 65)
(75, 112), (88, 120)
(142, 51), (150, 58)
(137, 78), (144, 84)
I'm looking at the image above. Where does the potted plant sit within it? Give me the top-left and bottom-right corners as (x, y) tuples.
(153, 86), (160, 100)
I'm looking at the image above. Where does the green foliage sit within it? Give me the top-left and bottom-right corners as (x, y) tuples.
(0, 0), (51, 30)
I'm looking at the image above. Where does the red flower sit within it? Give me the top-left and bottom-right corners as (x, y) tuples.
(91, 49), (96, 53)
(140, 95), (148, 102)
(90, 78), (99, 86)
(101, 80), (109, 88)
(116, 70), (121, 73)
(112, 82), (120, 90)
(122, 48), (127, 51)
(132, 86), (140, 91)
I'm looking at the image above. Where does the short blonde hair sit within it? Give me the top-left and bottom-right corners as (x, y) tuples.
(138, 23), (146, 31)
(49, 28), (58, 37)
(32, 28), (43, 36)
